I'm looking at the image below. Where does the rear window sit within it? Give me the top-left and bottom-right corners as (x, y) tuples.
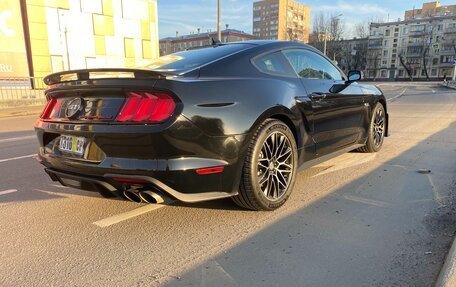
(143, 44), (253, 74)
(253, 51), (294, 76)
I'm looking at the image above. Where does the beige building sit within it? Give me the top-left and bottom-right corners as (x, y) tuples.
(367, 15), (456, 80)
(405, 1), (456, 20)
(159, 29), (256, 56)
(252, 0), (310, 43)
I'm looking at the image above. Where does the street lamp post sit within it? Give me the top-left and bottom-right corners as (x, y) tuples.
(217, 0), (221, 41)
(323, 14), (342, 56)
(453, 61), (456, 81)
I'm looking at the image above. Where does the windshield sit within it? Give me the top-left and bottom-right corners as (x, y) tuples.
(143, 44), (253, 74)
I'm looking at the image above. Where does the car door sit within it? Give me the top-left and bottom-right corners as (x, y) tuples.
(282, 49), (366, 156)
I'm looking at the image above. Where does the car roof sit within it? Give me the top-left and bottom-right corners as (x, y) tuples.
(228, 40), (320, 53)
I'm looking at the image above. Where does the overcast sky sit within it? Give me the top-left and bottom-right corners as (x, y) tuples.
(157, 0), (454, 39)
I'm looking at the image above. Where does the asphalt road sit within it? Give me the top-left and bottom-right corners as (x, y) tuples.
(0, 83), (455, 287)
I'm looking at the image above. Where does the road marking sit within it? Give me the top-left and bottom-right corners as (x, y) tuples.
(93, 204), (166, 228)
(341, 194), (388, 208)
(311, 153), (377, 178)
(426, 174), (445, 207)
(34, 189), (70, 198)
(0, 189), (18, 196)
(387, 87), (408, 102)
(0, 135), (35, 143)
(202, 260), (238, 287)
(50, 184), (69, 189)
(0, 154), (37, 163)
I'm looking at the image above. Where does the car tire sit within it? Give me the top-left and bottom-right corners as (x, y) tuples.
(232, 119), (298, 211)
(358, 103), (386, 153)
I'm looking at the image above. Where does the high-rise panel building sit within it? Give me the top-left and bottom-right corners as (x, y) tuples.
(252, 0), (310, 43)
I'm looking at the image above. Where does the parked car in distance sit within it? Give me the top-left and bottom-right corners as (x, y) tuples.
(35, 40), (388, 211)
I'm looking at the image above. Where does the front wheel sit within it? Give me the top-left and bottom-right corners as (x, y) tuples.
(232, 119), (298, 211)
(359, 103), (386, 153)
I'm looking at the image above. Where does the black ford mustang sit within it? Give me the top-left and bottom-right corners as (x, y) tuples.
(35, 40), (388, 211)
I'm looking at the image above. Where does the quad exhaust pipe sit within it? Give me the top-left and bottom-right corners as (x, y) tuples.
(123, 189), (165, 204)
(123, 190), (142, 203)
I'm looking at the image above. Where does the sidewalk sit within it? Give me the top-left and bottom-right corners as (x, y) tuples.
(435, 237), (456, 287)
(0, 105), (44, 118)
(435, 82), (456, 287)
(441, 80), (456, 90)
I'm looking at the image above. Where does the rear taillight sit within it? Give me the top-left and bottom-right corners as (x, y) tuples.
(116, 92), (176, 123)
(40, 97), (61, 119)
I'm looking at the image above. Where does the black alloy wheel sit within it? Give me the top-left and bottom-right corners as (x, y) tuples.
(233, 119), (298, 211)
(359, 103), (386, 153)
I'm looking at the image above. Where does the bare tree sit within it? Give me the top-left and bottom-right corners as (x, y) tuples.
(328, 15), (345, 41)
(355, 16), (385, 38)
(422, 25), (434, 80)
(312, 12), (327, 38)
(310, 12), (345, 59)
(354, 22), (369, 38)
(399, 53), (413, 80)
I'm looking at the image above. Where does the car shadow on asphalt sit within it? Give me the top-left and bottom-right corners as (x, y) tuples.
(173, 166), (335, 211)
(159, 121), (456, 287)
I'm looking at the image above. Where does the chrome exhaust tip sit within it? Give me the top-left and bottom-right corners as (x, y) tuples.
(138, 190), (164, 204)
(123, 190), (142, 203)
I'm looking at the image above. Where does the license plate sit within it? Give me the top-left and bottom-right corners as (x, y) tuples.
(59, 135), (86, 155)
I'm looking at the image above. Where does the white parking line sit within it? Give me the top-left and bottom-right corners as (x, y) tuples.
(0, 189), (18, 196)
(0, 135), (35, 143)
(50, 184), (69, 189)
(311, 153), (377, 178)
(34, 189), (70, 198)
(0, 154), (37, 163)
(93, 204), (166, 228)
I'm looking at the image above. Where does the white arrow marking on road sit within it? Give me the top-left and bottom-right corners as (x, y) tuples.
(0, 189), (17, 196)
(0, 154), (37, 163)
(0, 135), (36, 143)
(93, 204), (167, 228)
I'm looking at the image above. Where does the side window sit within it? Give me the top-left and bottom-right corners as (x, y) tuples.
(253, 52), (294, 76)
(282, 49), (343, 81)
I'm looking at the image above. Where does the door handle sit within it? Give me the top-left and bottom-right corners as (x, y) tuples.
(310, 93), (327, 101)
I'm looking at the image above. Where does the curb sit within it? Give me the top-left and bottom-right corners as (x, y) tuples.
(441, 83), (456, 90)
(0, 112), (41, 119)
(435, 237), (456, 287)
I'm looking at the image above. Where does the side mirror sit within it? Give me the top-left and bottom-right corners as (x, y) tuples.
(330, 70), (362, 94)
(347, 70), (362, 83)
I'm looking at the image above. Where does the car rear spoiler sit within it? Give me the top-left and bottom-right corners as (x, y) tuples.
(43, 68), (168, 85)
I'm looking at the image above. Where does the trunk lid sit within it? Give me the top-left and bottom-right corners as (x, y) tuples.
(42, 68), (177, 124)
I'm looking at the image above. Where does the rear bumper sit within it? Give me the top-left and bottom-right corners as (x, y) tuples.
(35, 115), (249, 199)
(45, 168), (238, 202)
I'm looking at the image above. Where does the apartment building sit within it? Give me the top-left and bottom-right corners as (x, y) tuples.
(405, 1), (456, 20)
(159, 29), (256, 56)
(252, 0), (310, 43)
(1, 0), (159, 80)
(366, 3), (456, 80)
(334, 38), (369, 75)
